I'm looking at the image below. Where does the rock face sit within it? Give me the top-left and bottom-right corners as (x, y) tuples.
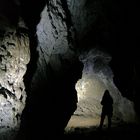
(0, 19), (30, 139)
(34, 0), (75, 83)
(29, 0), (75, 94)
(75, 49), (136, 123)
(67, 0), (99, 41)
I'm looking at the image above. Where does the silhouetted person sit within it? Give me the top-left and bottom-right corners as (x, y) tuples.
(99, 89), (113, 130)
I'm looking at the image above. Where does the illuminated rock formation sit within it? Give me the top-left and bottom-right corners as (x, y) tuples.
(0, 18), (30, 140)
(66, 49), (137, 129)
(32, 0), (75, 88)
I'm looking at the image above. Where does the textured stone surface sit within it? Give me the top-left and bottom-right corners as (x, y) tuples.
(0, 20), (30, 139)
(32, 0), (76, 89)
(74, 49), (136, 124)
(67, 0), (100, 41)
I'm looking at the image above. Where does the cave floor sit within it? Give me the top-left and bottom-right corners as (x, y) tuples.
(16, 115), (140, 140)
(64, 123), (140, 140)
(64, 116), (140, 140)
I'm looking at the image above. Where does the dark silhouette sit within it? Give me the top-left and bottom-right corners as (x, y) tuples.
(99, 89), (113, 130)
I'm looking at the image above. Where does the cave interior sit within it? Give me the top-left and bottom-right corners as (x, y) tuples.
(0, 0), (139, 140)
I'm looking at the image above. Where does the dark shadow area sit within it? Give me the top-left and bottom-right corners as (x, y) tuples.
(17, 58), (83, 140)
(19, 0), (47, 33)
(0, 0), (19, 25)
(15, 0), (84, 139)
(64, 123), (140, 140)
(16, 0), (84, 139)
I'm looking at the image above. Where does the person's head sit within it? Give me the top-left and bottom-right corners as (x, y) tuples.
(104, 89), (110, 96)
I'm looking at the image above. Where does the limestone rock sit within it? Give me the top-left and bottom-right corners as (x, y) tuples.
(74, 49), (136, 124)
(33, 0), (76, 89)
(67, 0), (100, 41)
(0, 24), (30, 140)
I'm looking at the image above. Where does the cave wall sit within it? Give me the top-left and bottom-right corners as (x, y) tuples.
(33, 0), (76, 89)
(0, 2), (30, 139)
(75, 49), (136, 123)
(19, 0), (84, 139)
(20, 0), (138, 138)
(0, 0), (138, 139)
